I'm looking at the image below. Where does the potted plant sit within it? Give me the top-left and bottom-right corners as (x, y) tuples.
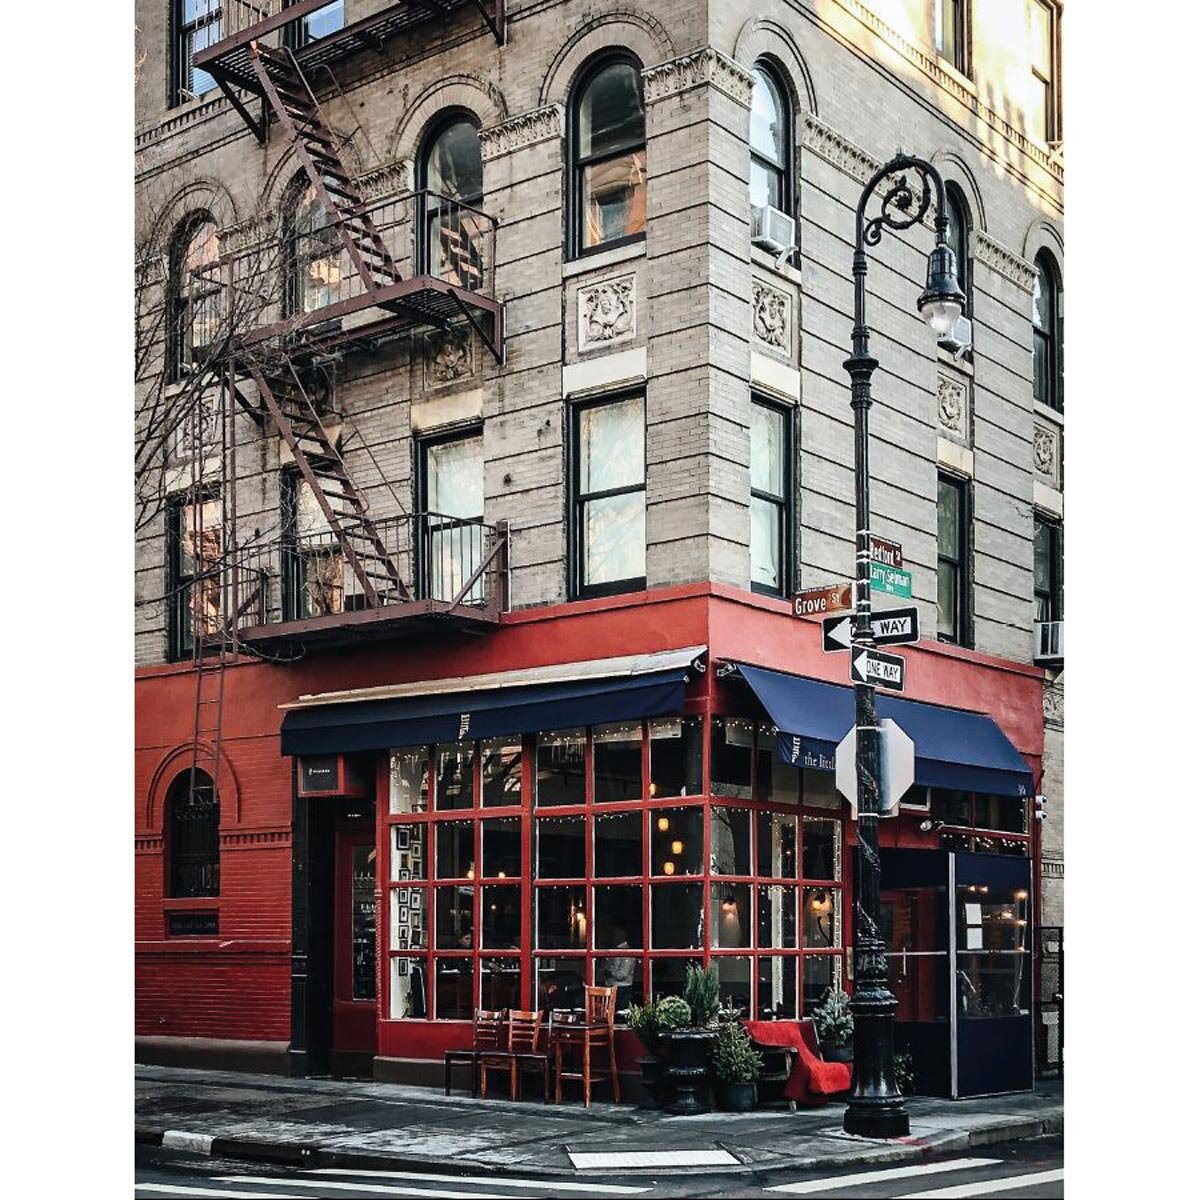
(711, 1021), (763, 1112)
(811, 986), (855, 1063)
(627, 1001), (666, 1109)
(662, 965), (721, 1115)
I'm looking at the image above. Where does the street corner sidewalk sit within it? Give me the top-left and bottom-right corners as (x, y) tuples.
(135, 1064), (1063, 1180)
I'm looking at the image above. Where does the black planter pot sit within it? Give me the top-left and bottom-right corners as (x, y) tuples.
(719, 1081), (756, 1112)
(665, 1028), (715, 1115)
(822, 1043), (854, 1064)
(635, 1054), (665, 1109)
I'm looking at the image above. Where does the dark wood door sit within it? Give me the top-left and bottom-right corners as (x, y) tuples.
(331, 826), (378, 1074)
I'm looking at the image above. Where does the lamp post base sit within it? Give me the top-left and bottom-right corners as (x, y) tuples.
(843, 1099), (911, 1139)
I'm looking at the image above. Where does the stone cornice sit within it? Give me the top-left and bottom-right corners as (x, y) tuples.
(354, 159), (413, 201)
(643, 47), (755, 108)
(975, 231), (1037, 293)
(480, 105), (564, 162)
(801, 113), (879, 186)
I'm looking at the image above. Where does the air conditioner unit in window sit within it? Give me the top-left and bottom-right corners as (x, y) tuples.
(939, 315), (973, 360)
(1034, 620), (1064, 664)
(751, 204), (797, 259)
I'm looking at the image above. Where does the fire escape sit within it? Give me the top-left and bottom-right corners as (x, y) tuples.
(190, 0), (509, 653)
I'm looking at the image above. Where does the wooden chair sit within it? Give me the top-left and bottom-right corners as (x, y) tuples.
(443, 1008), (504, 1097)
(552, 985), (621, 1107)
(480, 1009), (546, 1101)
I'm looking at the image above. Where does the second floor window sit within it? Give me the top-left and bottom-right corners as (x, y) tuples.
(1029, 1), (1060, 143)
(173, 2), (222, 106)
(168, 492), (222, 660)
(285, 179), (342, 316)
(1032, 252), (1062, 411)
(1033, 515), (1063, 623)
(167, 213), (220, 381)
(750, 397), (792, 596)
(288, 0), (345, 47)
(572, 57), (646, 255)
(572, 394), (646, 597)
(419, 116), (485, 289)
(749, 64), (791, 216)
(944, 184), (971, 319)
(422, 432), (485, 603)
(936, 0), (968, 75)
(937, 473), (970, 645)
(283, 473), (345, 619)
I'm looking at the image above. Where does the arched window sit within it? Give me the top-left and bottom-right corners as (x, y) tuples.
(1032, 251), (1062, 411)
(749, 63), (791, 217)
(167, 770), (220, 898)
(419, 114), (485, 290)
(283, 176), (341, 317)
(168, 213), (219, 381)
(571, 55), (646, 255)
(944, 184), (971, 317)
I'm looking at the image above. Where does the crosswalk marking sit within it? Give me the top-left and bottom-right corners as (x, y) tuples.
(902, 1167), (1065, 1198)
(136, 1186), (305, 1199)
(306, 1168), (648, 1194)
(567, 1149), (738, 1169)
(767, 1158), (1003, 1194)
(218, 1175), (508, 1199)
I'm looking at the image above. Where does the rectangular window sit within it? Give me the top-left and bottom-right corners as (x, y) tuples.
(1030, 1), (1059, 143)
(936, 0), (968, 75)
(289, 0), (345, 46)
(283, 473), (345, 620)
(750, 397), (792, 596)
(421, 431), (484, 604)
(937, 473), (970, 645)
(167, 492), (222, 660)
(173, 2), (222, 106)
(572, 394), (646, 597)
(1033, 515), (1064, 623)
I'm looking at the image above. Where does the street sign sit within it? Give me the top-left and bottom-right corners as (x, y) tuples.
(850, 645), (905, 691)
(793, 582), (852, 618)
(870, 535), (903, 569)
(836, 719), (916, 818)
(821, 606), (921, 653)
(870, 561), (912, 599)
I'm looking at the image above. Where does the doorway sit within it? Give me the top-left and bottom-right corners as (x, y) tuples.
(331, 820), (378, 1077)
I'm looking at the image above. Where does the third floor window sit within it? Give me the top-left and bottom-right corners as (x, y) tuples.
(936, 0), (969, 75)
(749, 63), (791, 217)
(1032, 252), (1063, 411)
(1029, 0), (1060, 143)
(419, 115), (485, 290)
(421, 432), (485, 604)
(173, 2), (222, 107)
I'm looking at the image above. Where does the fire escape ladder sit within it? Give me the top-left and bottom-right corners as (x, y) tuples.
(247, 43), (402, 296)
(187, 614), (231, 814)
(246, 360), (409, 605)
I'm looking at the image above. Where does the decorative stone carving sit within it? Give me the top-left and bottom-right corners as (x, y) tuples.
(1043, 679), (1064, 729)
(642, 48), (754, 108)
(424, 327), (476, 388)
(354, 159), (413, 202)
(975, 232), (1037, 294)
(171, 388), (223, 462)
(480, 105), (564, 161)
(1033, 421), (1061, 486)
(218, 214), (274, 255)
(801, 114), (879, 187)
(578, 274), (636, 351)
(937, 372), (969, 440)
(752, 280), (791, 353)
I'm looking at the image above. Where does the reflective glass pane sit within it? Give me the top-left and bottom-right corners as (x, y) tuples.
(425, 118), (483, 201)
(802, 817), (839, 881)
(435, 886), (474, 949)
(651, 883), (703, 949)
(536, 730), (587, 806)
(390, 956), (428, 1018)
(649, 956), (702, 999)
(749, 158), (782, 213)
(749, 67), (785, 164)
(434, 743), (474, 810)
(537, 957), (586, 1011)
(481, 886), (521, 950)
(757, 956), (798, 1019)
(712, 717), (754, 798)
(802, 955), (842, 1015)
(757, 884), (798, 949)
(710, 807), (751, 876)
(593, 722), (642, 802)
(751, 403), (785, 496)
(938, 561), (959, 639)
(651, 807), (704, 876)
(482, 818), (520, 879)
(594, 884), (643, 952)
(803, 887), (840, 949)
(649, 716), (703, 799)
(536, 816), (586, 879)
(595, 956), (643, 1010)
(426, 435), (484, 519)
(757, 812), (798, 878)
(436, 822), (474, 880)
(750, 497), (783, 591)
(594, 810), (642, 878)
(434, 956), (474, 1018)
(536, 885), (588, 950)
(303, 1), (344, 42)
(938, 478), (962, 558)
(710, 883), (751, 949)
(481, 740), (521, 807)
(583, 491), (646, 586)
(716, 955), (752, 1016)
(578, 61), (644, 159)
(480, 956), (521, 1009)
(582, 151), (647, 247)
(578, 395), (644, 493)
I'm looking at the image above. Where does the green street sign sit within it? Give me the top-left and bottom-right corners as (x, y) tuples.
(870, 561), (912, 598)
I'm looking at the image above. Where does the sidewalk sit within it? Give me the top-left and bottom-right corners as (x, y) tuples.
(135, 1064), (1062, 1179)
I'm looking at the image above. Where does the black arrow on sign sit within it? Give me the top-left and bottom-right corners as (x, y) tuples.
(850, 645), (905, 691)
(823, 606), (921, 653)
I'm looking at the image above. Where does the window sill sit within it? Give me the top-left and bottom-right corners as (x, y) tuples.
(1033, 399), (1064, 427)
(934, 56), (977, 96)
(751, 245), (802, 288)
(563, 240), (646, 279)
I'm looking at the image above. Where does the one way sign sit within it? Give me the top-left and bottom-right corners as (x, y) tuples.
(822, 606), (920, 653)
(850, 646), (906, 691)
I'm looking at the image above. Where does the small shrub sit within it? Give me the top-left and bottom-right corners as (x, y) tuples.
(683, 963), (720, 1028)
(812, 986), (854, 1050)
(712, 1022), (763, 1085)
(654, 994), (693, 1032)
(627, 1002), (660, 1054)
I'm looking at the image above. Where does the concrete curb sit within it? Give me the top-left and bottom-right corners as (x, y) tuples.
(136, 1109), (1062, 1180)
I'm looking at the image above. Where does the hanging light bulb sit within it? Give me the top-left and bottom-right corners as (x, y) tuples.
(662, 861), (676, 876)
(671, 839), (684, 855)
(657, 816), (671, 832)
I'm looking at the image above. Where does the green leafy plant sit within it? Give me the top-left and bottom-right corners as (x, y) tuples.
(683, 963), (720, 1028)
(811, 986), (854, 1050)
(711, 1021), (763, 1085)
(894, 1049), (915, 1095)
(627, 1002), (661, 1054)
(654, 994), (693, 1032)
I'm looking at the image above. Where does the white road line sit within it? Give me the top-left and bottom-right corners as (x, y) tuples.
(901, 1167), (1065, 1198)
(161, 1131), (215, 1155)
(136, 1186), (305, 1199)
(567, 1149), (739, 1169)
(768, 1158), (1003, 1194)
(218, 1176), (509, 1199)
(305, 1168), (648, 1194)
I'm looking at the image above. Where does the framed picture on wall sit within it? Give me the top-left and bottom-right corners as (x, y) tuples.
(395, 827), (411, 850)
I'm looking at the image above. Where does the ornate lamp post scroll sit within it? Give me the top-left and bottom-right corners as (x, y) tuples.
(843, 154), (964, 1139)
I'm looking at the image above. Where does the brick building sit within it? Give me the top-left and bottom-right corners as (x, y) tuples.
(134, 0), (1065, 1095)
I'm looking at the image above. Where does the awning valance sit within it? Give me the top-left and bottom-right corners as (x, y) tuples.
(280, 647), (705, 756)
(732, 662), (1033, 798)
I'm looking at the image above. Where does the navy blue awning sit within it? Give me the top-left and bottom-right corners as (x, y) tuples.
(734, 663), (1033, 798)
(280, 649), (702, 756)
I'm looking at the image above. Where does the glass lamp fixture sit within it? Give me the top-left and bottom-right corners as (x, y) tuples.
(671, 839), (684, 855)
(917, 242), (965, 336)
(657, 816), (671, 832)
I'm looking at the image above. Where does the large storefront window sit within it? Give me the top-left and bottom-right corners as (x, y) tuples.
(383, 714), (847, 1023)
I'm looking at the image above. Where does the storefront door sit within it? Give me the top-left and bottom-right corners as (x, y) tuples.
(332, 822), (378, 1076)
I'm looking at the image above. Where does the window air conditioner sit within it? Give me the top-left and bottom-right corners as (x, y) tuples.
(939, 315), (973, 360)
(1034, 620), (1064, 664)
(751, 205), (797, 258)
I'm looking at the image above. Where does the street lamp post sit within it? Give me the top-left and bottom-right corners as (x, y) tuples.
(843, 154), (965, 1139)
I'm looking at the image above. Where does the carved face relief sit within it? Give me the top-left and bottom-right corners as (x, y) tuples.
(937, 373), (968, 438)
(426, 328), (474, 386)
(1033, 423), (1058, 480)
(578, 275), (636, 350)
(752, 281), (790, 352)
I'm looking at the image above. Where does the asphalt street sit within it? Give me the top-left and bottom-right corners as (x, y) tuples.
(134, 1135), (1063, 1198)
